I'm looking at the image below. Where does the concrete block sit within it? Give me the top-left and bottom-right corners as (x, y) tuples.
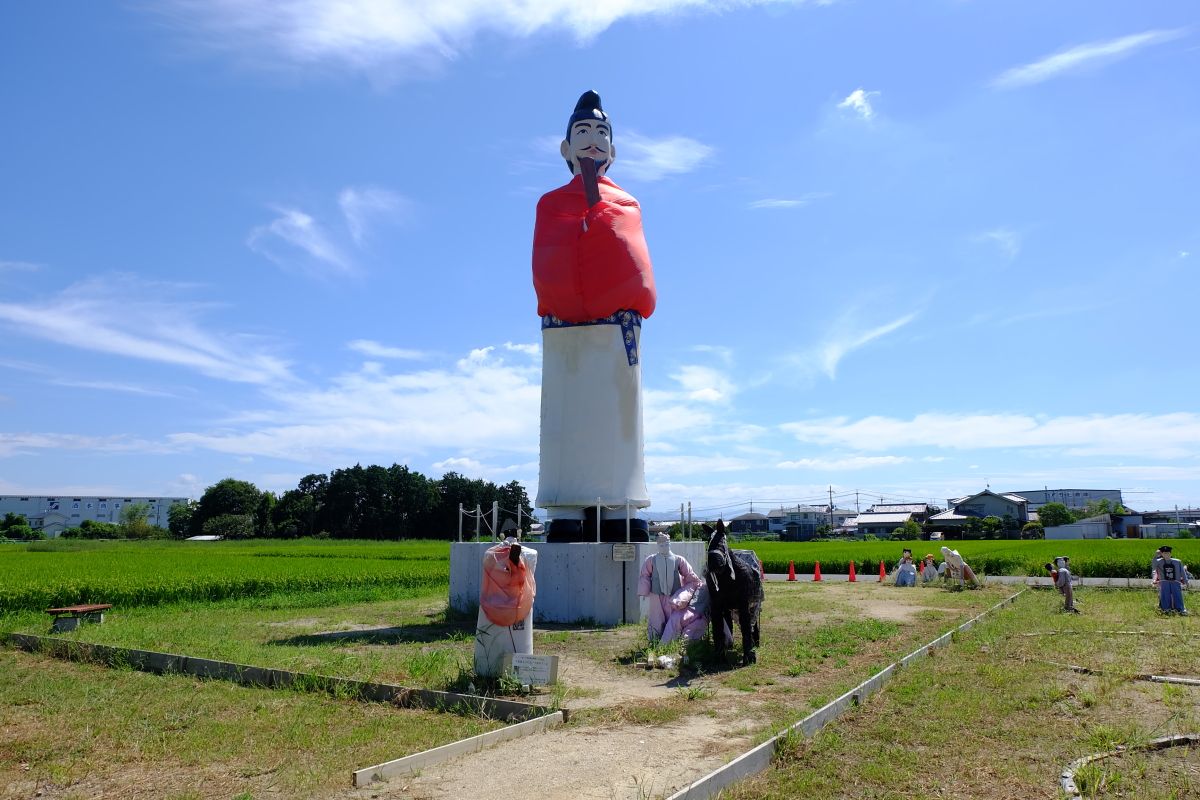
(450, 541), (705, 626)
(353, 711), (564, 787)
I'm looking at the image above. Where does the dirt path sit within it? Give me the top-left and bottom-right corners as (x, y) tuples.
(340, 582), (971, 800)
(384, 713), (745, 800)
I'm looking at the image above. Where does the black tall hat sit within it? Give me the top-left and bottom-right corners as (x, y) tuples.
(566, 90), (609, 139)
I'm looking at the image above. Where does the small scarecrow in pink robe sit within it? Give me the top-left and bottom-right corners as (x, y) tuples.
(638, 533), (704, 644)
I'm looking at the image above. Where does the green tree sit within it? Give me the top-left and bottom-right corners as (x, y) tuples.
(119, 502), (154, 539)
(1038, 502), (1074, 528)
(496, 480), (536, 533)
(665, 521), (706, 539)
(1021, 521), (1045, 539)
(889, 519), (922, 541)
(980, 516), (1004, 539)
(1001, 513), (1020, 539)
(961, 517), (984, 540)
(192, 479), (262, 537)
(76, 519), (122, 539)
(255, 491), (276, 538)
(6, 523), (38, 540)
(1079, 499), (1129, 520)
(1, 512), (29, 532)
(201, 513), (255, 539)
(272, 490), (315, 538)
(168, 501), (196, 539)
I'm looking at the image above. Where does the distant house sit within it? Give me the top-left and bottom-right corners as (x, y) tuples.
(729, 512), (770, 535)
(851, 503), (937, 539)
(768, 505), (827, 541)
(853, 511), (915, 538)
(927, 490), (1030, 533)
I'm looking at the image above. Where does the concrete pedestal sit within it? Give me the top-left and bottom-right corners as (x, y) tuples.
(450, 541), (707, 626)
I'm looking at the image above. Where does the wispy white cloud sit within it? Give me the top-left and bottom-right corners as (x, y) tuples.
(0, 275), (293, 385)
(50, 379), (179, 398)
(749, 192), (830, 210)
(347, 339), (427, 360)
(670, 365), (732, 404)
(0, 358), (177, 396)
(0, 432), (164, 458)
(781, 412), (1200, 460)
(432, 456), (485, 473)
(247, 206), (353, 277)
(503, 342), (541, 358)
(992, 29), (1187, 89)
(617, 133), (715, 182)
(338, 186), (410, 245)
(646, 453), (755, 477)
(155, 1), (824, 79)
(974, 227), (1021, 260)
(167, 344), (541, 462)
(776, 455), (911, 470)
(788, 310), (919, 382)
(837, 88), (879, 120)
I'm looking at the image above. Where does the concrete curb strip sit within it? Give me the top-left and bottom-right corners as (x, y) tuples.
(352, 711), (565, 787)
(665, 590), (1026, 800)
(2, 633), (553, 723)
(1060, 733), (1198, 799)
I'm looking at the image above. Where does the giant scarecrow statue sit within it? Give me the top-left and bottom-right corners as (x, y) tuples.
(532, 90), (656, 542)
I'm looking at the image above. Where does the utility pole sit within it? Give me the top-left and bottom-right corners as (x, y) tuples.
(855, 491), (860, 513)
(828, 485), (834, 530)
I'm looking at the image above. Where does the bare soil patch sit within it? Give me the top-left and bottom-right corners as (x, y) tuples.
(332, 581), (1001, 800)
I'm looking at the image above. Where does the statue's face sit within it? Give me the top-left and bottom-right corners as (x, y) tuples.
(657, 539), (671, 556)
(560, 119), (614, 177)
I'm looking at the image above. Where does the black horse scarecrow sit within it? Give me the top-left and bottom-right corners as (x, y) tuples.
(704, 520), (764, 666)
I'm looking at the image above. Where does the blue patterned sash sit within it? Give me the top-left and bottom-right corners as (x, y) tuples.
(541, 310), (642, 366)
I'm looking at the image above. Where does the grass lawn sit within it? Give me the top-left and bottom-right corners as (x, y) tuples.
(1, 580), (1013, 798)
(0, 646), (503, 800)
(723, 587), (1199, 800)
(5, 538), (1193, 798)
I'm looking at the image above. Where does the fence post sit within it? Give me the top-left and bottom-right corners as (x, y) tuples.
(492, 501), (499, 540)
(595, 498), (602, 543)
(475, 504), (481, 540)
(687, 501), (692, 540)
(680, 503), (685, 541)
(458, 503), (463, 543)
(517, 505), (522, 535)
(625, 501), (631, 543)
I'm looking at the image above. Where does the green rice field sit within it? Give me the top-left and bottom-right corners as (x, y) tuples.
(0, 536), (1193, 614)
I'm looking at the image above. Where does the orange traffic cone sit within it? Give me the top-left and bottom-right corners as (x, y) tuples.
(879, 560), (887, 582)
(849, 560), (857, 582)
(787, 561), (797, 581)
(813, 561), (822, 581)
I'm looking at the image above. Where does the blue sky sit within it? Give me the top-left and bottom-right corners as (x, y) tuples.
(2, 1), (1197, 518)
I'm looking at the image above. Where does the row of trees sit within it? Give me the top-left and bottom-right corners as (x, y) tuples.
(3, 505), (168, 541)
(2, 512), (42, 540)
(1035, 499), (1129, 528)
(167, 465), (535, 541)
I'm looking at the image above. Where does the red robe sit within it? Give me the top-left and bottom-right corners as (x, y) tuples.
(532, 174), (656, 322)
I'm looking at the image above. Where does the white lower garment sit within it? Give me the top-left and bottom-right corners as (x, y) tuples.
(536, 323), (649, 512)
(473, 546), (537, 678)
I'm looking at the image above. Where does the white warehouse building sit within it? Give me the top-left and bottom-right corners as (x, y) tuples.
(0, 494), (188, 538)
